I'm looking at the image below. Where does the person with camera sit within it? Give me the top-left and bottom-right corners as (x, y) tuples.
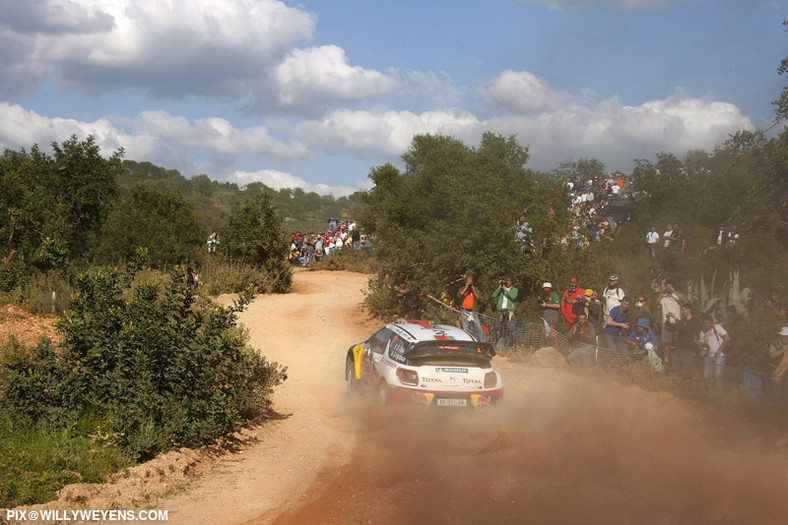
(658, 281), (686, 365)
(561, 276), (584, 330)
(584, 288), (602, 330)
(627, 317), (662, 372)
(699, 314), (731, 387)
(457, 275), (484, 341)
(492, 276), (518, 344)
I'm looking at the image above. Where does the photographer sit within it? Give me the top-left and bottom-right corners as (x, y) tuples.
(627, 317), (662, 372)
(658, 281), (686, 365)
(699, 314), (731, 387)
(457, 275), (484, 341)
(492, 276), (518, 344)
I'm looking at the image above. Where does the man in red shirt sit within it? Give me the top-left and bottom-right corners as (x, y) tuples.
(562, 276), (584, 330)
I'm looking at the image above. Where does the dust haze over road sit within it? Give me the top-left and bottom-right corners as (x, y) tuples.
(163, 270), (787, 525)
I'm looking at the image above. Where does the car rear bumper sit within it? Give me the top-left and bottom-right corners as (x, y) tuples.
(390, 386), (503, 407)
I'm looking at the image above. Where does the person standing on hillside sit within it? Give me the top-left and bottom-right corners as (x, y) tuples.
(699, 315), (732, 387)
(603, 295), (632, 365)
(603, 274), (626, 326)
(561, 276), (583, 330)
(457, 275), (484, 340)
(207, 231), (220, 256)
(768, 326), (788, 396)
(492, 276), (518, 343)
(663, 223), (674, 250)
(676, 303), (701, 380)
(539, 282), (561, 333)
(658, 281), (687, 365)
(645, 226), (660, 259)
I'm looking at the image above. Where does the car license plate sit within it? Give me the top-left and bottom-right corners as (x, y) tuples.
(436, 398), (467, 407)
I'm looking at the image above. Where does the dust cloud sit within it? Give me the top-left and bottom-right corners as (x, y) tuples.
(272, 362), (788, 525)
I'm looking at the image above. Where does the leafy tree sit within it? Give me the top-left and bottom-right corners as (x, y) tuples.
(96, 185), (206, 266)
(358, 133), (576, 315)
(0, 136), (122, 281)
(220, 193), (290, 290)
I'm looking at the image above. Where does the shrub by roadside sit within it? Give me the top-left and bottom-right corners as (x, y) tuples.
(311, 247), (379, 274)
(0, 261), (287, 508)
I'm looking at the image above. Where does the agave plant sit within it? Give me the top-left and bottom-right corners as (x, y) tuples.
(686, 269), (750, 321)
(727, 269), (751, 316)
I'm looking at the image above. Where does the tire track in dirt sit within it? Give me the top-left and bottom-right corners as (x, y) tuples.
(159, 270), (375, 524)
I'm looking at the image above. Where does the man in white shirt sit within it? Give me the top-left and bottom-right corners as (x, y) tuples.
(645, 226), (660, 259)
(663, 223), (673, 249)
(700, 315), (732, 387)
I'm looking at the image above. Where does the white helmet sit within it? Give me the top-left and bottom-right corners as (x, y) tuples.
(543, 282), (552, 289)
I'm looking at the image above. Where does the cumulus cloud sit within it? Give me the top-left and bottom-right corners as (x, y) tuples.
(485, 89), (754, 170)
(0, 0), (317, 99)
(230, 169), (358, 197)
(293, 108), (482, 158)
(0, 102), (309, 178)
(0, 0), (114, 34)
(273, 45), (398, 111)
(484, 70), (572, 113)
(0, 84), (755, 194)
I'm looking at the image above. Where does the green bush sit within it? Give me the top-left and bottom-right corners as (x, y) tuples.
(20, 271), (73, 315)
(197, 258), (292, 295)
(312, 248), (380, 273)
(0, 412), (132, 508)
(0, 262), (287, 470)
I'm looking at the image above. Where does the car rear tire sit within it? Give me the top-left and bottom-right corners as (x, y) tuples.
(345, 357), (358, 396)
(378, 381), (391, 407)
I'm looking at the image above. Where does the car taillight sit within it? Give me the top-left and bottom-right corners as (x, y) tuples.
(396, 368), (419, 386)
(484, 371), (497, 388)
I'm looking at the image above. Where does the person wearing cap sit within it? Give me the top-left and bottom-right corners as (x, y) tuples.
(539, 281), (561, 333)
(628, 317), (662, 372)
(585, 288), (602, 329)
(603, 274), (626, 325)
(768, 326), (788, 392)
(602, 295), (631, 364)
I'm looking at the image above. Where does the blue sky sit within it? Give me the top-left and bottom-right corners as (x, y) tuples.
(0, 0), (785, 195)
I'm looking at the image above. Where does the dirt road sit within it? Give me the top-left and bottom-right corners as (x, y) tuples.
(153, 269), (788, 525)
(16, 269), (783, 524)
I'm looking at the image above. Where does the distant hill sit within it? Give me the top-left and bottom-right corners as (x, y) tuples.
(120, 160), (363, 233)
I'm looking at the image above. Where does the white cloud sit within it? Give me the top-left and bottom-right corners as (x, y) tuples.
(0, 0), (317, 98)
(0, 85), (755, 194)
(294, 108), (482, 158)
(0, 102), (309, 177)
(484, 70), (571, 113)
(485, 89), (754, 170)
(230, 169), (358, 197)
(274, 45), (398, 110)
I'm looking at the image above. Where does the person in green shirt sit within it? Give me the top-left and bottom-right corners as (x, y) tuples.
(492, 275), (519, 346)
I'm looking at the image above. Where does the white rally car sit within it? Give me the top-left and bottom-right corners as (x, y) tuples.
(345, 321), (503, 407)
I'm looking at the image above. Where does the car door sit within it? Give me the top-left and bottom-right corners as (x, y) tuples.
(362, 328), (395, 382)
